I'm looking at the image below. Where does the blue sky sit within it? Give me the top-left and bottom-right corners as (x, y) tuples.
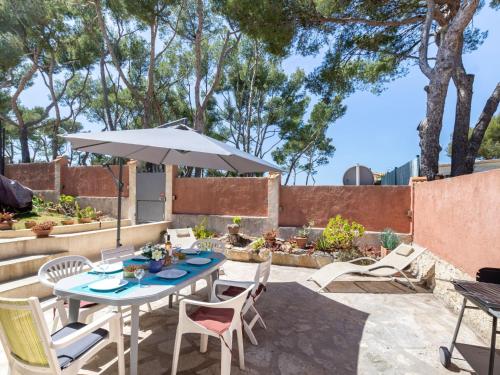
(19, 7), (499, 185)
(284, 7), (499, 184)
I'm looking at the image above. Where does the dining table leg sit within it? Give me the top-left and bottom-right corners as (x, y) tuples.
(68, 298), (81, 323)
(130, 304), (140, 375)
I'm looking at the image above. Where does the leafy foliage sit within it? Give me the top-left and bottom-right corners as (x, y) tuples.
(193, 217), (216, 239)
(321, 215), (365, 251)
(379, 228), (400, 251)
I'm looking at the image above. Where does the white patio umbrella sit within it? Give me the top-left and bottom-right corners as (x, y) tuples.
(63, 122), (281, 245)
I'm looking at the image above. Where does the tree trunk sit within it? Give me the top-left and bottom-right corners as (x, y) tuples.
(450, 67), (474, 176)
(465, 82), (500, 172)
(100, 50), (115, 131)
(19, 124), (30, 163)
(419, 79), (449, 180)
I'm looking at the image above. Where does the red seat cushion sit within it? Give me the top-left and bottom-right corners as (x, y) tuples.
(64, 300), (99, 309)
(189, 307), (234, 335)
(221, 284), (266, 298)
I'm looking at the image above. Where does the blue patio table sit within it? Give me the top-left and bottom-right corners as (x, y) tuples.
(54, 252), (226, 375)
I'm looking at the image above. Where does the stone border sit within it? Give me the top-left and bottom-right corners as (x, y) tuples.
(0, 219), (132, 239)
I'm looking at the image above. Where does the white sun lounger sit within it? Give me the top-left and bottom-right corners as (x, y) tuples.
(309, 243), (426, 292)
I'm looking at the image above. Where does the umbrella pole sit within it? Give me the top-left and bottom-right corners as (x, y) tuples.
(116, 158), (123, 247)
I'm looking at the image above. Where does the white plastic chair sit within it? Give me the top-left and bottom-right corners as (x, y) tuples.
(214, 255), (272, 345)
(189, 239), (226, 295)
(38, 256), (106, 331)
(0, 296), (125, 375)
(101, 245), (136, 263)
(171, 283), (254, 375)
(167, 227), (196, 248)
(190, 238), (225, 253)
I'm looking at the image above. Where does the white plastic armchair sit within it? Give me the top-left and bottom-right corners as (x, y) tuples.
(213, 255), (272, 345)
(0, 296), (125, 375)
(101, 245), (136, 263)
(171, 283), (254, 375)
(189, 239), (226, 294)
(167, 227), (196, 248)
(190, 238), (225, 253)
(38, 256), (105, 330)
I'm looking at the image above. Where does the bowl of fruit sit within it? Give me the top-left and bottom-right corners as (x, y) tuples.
(123, 264), (146, 278)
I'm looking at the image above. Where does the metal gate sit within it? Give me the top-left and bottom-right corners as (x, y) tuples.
(136, 172), (166, 223)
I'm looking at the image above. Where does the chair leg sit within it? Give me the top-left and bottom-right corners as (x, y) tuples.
(147, 303), (153, 312)
(251, 305), (267, 329)
(171, 330), (183, 375)
(244, 319), (258, 346)
(51, 314), (60, 332)
(200, 334), (208, 353)
(220, 332), (233, 375)
(237, 327), (245, 370)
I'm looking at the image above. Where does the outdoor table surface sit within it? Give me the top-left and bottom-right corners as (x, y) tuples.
(53, 251), (226, 375)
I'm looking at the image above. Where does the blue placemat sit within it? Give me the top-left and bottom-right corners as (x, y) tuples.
(70, 253), (221, 297)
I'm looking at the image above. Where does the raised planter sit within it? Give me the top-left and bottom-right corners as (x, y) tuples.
(32, 228), (53, 238)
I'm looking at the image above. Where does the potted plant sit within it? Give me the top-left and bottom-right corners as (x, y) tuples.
(0, 212), (15, 230)
(141, 243), (166, 273)
(227, 216), (241, 235)
(77, 205), (94, 224)
(61, 217), (75, 225)
(294, 220), (314, 249)
(379, 228), (400, 257)
(24, 220), (37, 229)
(263, 229), (277, 247)
(31, 221), (56, 238)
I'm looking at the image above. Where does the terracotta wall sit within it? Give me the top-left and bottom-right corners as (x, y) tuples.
(279, 186), (411, 232)
(173, 177), (268, 217)
(413, 169), (500, 276)
(4, 162), (55, 190)
(61, 165), (129, 197)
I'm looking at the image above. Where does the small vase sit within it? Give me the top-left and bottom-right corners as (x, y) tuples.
(149, 259), (164, 273)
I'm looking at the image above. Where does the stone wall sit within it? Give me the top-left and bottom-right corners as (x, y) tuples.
(279, 185), (411, 232)
(173, 177), (268, 217)
(5, 161), (55, 190)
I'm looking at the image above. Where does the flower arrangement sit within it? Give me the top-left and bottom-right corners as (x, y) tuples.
(141, 243), (166, 261)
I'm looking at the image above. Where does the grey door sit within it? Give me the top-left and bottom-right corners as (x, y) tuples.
(136, 172), (166, 223)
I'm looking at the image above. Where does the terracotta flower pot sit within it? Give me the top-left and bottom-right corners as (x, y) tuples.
(33, 228), (52, 238)
(78, 218), (92, 224)
(227, 224), (240, 235)
(61, 219), (75, 225)
(25, 221), (37, 229)
(294, 236), (308, 249)
(0, 222), (13, 231)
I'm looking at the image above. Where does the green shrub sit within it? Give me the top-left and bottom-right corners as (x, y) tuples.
(321, 215), (365, 251)
(193, 218), (216, 239)
(232, 216), (241, 225)
(315, 234), (331, 252)
(251, 237), (265, 251)
(380, 228), (400, 250)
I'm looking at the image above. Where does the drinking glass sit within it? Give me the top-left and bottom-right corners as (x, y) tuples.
(100, 260), (109, 278)
(134, 268), (145, 288)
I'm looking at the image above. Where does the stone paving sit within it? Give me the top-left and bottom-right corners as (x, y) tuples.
(0, 261), (489, 374)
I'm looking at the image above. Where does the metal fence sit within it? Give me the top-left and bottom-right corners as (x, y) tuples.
(381, 156), (420, 185)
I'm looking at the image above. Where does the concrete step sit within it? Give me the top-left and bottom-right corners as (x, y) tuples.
(0, 275), (52, 299)
(0, 252), (68, 283)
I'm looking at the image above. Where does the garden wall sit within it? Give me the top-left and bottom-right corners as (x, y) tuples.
(279, 186), (411, 232)
(61, 164), (129, 197)
(413, 169), (500, 276)
(4, 161), (55, 190)
(173, 177), (268, 217)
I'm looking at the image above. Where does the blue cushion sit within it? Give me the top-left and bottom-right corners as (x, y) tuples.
(51, 322), (108, 369)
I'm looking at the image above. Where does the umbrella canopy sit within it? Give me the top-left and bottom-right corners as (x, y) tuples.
(64, 124), (281, 174)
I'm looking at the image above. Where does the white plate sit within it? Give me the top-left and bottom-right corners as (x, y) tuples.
(156, 269), (188, 279)
(181, 249), (198, 255)
(186, 257), (211, 265)
(103, 262), (124, 273)
(89, 278), (128, 292)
